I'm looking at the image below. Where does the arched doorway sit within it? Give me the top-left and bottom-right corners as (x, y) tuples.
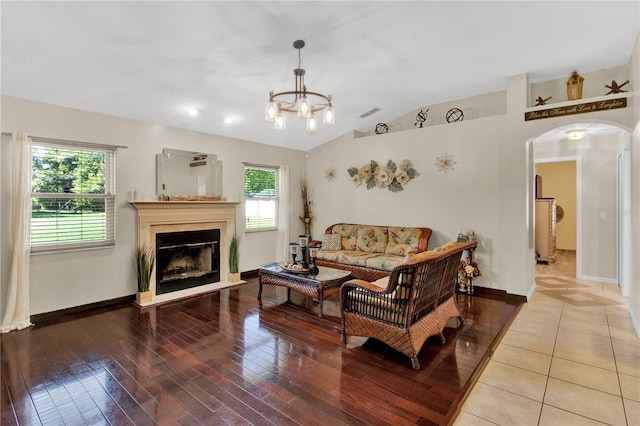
(532, 122), (631, 296)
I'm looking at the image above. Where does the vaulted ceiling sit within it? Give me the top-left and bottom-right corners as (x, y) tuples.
(2, 1), (638, 151)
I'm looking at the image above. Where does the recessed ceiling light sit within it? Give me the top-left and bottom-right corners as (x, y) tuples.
(224, 116), (234, 125)
(566, 129), (586, 140)
(187, 107), (199, 117)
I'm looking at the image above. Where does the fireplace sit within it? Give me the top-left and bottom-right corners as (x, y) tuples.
(132, 201), (240, 306)
(156, 229), (220, 295)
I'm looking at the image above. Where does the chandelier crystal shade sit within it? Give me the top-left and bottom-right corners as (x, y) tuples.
(266, 40), (335, 132)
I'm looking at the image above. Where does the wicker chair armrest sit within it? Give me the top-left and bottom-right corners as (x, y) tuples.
(340, 278), (389, 307)
(343, 279), (388, 293)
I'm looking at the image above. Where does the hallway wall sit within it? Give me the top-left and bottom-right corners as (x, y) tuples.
(535, 161), (577, 250)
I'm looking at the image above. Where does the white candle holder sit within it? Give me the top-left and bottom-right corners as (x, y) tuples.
(298, 235), (310, 268)
(289, 242), (299, 264)
(308, 245), (320, 274)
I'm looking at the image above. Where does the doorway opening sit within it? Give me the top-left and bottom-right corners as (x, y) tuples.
(531, 122), (631, 295)
(534, 158), (579, 276)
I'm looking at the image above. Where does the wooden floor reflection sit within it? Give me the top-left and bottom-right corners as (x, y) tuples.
(1, 280), (521, 425)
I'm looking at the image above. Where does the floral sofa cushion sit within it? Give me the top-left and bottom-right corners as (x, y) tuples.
(364, 254), (406, 272)
(385, 227), (423, 256)
(329, 224), (359, 251)
(356, 225), (388, 253)
(316, 250), (379, 267)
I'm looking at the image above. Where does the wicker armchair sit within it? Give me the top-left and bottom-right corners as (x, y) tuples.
(340, 241), (476, 369)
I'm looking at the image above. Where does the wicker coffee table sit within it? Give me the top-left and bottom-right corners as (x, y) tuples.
(258, 263), (352, 317)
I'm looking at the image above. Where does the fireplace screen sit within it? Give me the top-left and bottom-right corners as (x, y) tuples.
(156, 229), (220, 295)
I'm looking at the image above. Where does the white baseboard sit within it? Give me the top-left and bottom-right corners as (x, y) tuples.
(576, 274), (618, 285)
(526, 280), (537, 301)
(628, 305), (640, 338)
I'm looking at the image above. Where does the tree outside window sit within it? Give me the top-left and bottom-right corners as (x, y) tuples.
(244, 166), (279, 232)
(31, 143), (115, 252)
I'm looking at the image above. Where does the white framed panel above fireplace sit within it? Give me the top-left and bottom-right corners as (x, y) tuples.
(131, 201), (241, 306)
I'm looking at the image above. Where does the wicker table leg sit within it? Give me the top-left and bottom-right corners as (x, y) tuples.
(318, 287), (324, 318)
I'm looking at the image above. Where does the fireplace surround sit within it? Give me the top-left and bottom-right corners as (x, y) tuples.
(132, 201), (240, 306)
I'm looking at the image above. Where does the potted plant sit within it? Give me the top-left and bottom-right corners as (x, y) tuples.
(135, 244), (155, 305)
(228, 235), (241, 283)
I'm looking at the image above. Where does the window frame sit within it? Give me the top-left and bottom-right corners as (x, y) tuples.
(243, 163), (279, 233)
(30, 139), (117, 253)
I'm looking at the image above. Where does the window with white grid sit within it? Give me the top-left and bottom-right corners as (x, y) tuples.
(244, 164), (279, 232)
(31, 140), (116, 252)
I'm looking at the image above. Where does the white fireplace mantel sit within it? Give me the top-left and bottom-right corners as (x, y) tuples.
(131, 201), (242, 306)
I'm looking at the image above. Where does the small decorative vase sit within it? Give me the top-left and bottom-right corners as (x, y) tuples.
(228, 272), (241, 283)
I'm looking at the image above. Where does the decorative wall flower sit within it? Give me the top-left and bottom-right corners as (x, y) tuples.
(399, 160), (412, 171)
(375, 166), (393, 188)
(347, 159), (419, 193)
(358, 164), (372, 184)
(324, 167), (337, 181)
(396, 170), (410, 186)
(435, 153), (456, 173)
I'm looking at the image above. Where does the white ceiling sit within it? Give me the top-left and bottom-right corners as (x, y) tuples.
(2, 1), (638, 151)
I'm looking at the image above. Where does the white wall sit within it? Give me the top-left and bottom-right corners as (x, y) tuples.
(308, 118), (504, 292)
(0, 96), (307, 315)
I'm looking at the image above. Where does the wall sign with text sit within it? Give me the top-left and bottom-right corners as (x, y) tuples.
(524, 98), (627, 121)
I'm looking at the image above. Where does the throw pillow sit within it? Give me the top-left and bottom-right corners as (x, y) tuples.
(322, 233), (342, 251)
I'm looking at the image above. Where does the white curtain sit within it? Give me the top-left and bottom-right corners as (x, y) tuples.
(275, 165), (290, 262)
(1, 131), (32, 333)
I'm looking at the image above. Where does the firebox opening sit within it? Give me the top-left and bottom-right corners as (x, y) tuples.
(156, 229), (220, 295)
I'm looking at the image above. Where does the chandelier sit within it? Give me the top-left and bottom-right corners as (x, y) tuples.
(265, 40), (335, 132)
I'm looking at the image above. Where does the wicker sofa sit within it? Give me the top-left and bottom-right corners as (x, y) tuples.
(315, 223), (432, 282)
(340, 240), (477, 369)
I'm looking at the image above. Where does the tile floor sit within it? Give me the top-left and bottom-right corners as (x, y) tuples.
(455, 251), (640, 425)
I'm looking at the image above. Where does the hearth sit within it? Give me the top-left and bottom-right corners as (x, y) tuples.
(156, 229), (220, 295)
(132, 200), (240, 306)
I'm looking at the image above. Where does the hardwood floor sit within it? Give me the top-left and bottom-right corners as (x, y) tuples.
(1, 280), (521, 425)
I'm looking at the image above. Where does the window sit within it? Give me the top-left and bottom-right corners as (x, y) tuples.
(244, 164), (279, 232)
(31, 139), (116, 252)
